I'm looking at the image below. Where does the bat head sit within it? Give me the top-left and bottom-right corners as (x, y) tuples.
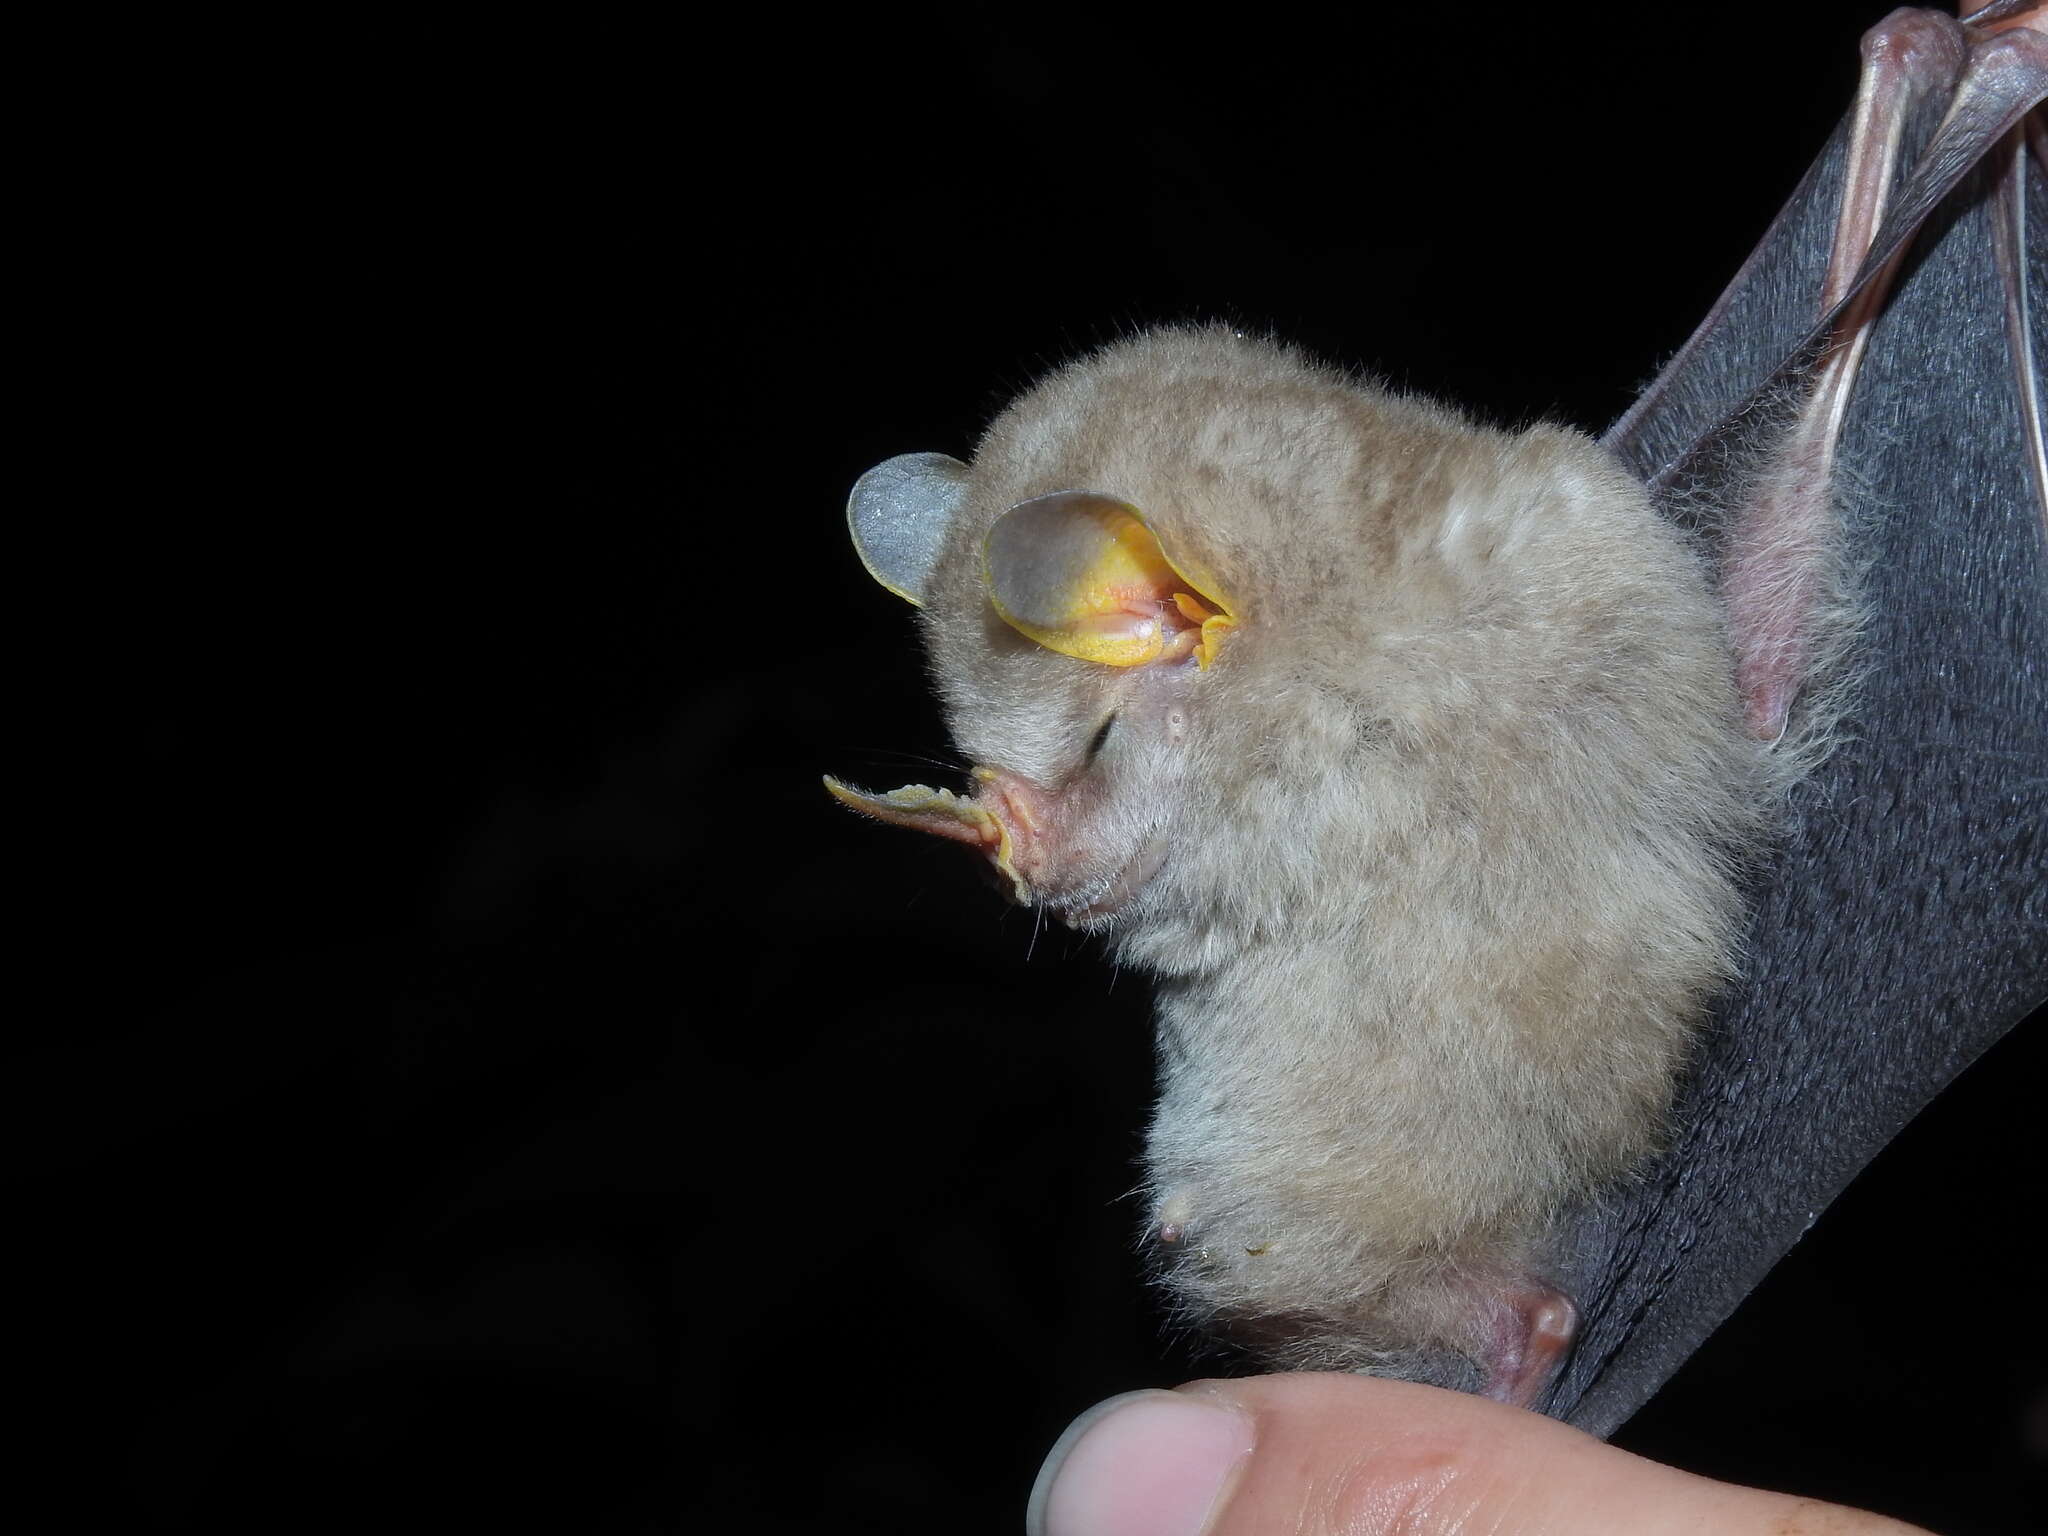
(825, 450), (1230, 952)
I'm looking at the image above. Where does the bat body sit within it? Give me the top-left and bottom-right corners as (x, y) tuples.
(837, 333), (1776, 1394)
(830, 5), (2047, 1415)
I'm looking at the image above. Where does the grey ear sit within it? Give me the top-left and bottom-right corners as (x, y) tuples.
(847, 452), (971, 607)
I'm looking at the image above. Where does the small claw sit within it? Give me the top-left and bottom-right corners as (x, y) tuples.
(1479, 1286), (1578, 1409)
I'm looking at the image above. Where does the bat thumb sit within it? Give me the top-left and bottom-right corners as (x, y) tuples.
(1026, 1374), (1926, 1536)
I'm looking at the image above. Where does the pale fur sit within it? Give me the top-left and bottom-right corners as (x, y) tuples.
(906, 326), (1776, 1377)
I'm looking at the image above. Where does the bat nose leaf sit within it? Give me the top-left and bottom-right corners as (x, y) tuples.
(821, 775), (1028, 901)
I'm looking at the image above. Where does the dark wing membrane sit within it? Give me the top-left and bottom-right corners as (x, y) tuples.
(1597, 115), (1872, 496)
(1548, 86), (2048, 1432)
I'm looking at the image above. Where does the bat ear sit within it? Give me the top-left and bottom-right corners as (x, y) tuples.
(983, 491), (1237, 669)
(846, 452), (972, 607)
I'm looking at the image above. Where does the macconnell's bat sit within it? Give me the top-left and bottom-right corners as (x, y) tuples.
(826, 4), (2047, 1420)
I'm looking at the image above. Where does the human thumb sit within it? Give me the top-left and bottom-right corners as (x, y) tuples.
(1026, 1372), (1926, 1535)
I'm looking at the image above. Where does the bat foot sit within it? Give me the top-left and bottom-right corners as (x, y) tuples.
(1476, 1284), (1577, 1409)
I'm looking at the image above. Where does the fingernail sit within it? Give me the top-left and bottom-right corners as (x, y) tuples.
(1026, 1389), (1254, 1536)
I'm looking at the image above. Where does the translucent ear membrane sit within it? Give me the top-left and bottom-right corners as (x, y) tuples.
(846, 452), (972, 608)
(983, 491), (1237, 668)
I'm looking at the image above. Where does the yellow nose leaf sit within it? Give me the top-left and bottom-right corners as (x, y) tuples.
(821, 775), (1028, 902)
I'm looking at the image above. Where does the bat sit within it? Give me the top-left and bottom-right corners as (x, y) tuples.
(825, 2), (2046, 1426)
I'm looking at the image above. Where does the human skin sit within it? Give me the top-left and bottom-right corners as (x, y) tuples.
(1027, 1374), (1927, 1536)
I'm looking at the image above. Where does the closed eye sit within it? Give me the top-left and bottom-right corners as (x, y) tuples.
(1084, 712), (1117, 765)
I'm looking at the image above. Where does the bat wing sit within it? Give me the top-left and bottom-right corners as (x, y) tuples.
(1544, 10), (2047, 1434)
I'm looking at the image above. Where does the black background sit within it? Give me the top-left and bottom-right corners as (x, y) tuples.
(36, 7), (2043, 1531)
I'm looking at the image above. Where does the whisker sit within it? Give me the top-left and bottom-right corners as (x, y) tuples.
(843, 745), (972, 775)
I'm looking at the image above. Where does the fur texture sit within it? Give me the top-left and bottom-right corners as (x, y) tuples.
(888, 326), (1777, 1376)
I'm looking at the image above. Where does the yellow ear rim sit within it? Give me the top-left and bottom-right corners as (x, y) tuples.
(983, 492), (1236, 668)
